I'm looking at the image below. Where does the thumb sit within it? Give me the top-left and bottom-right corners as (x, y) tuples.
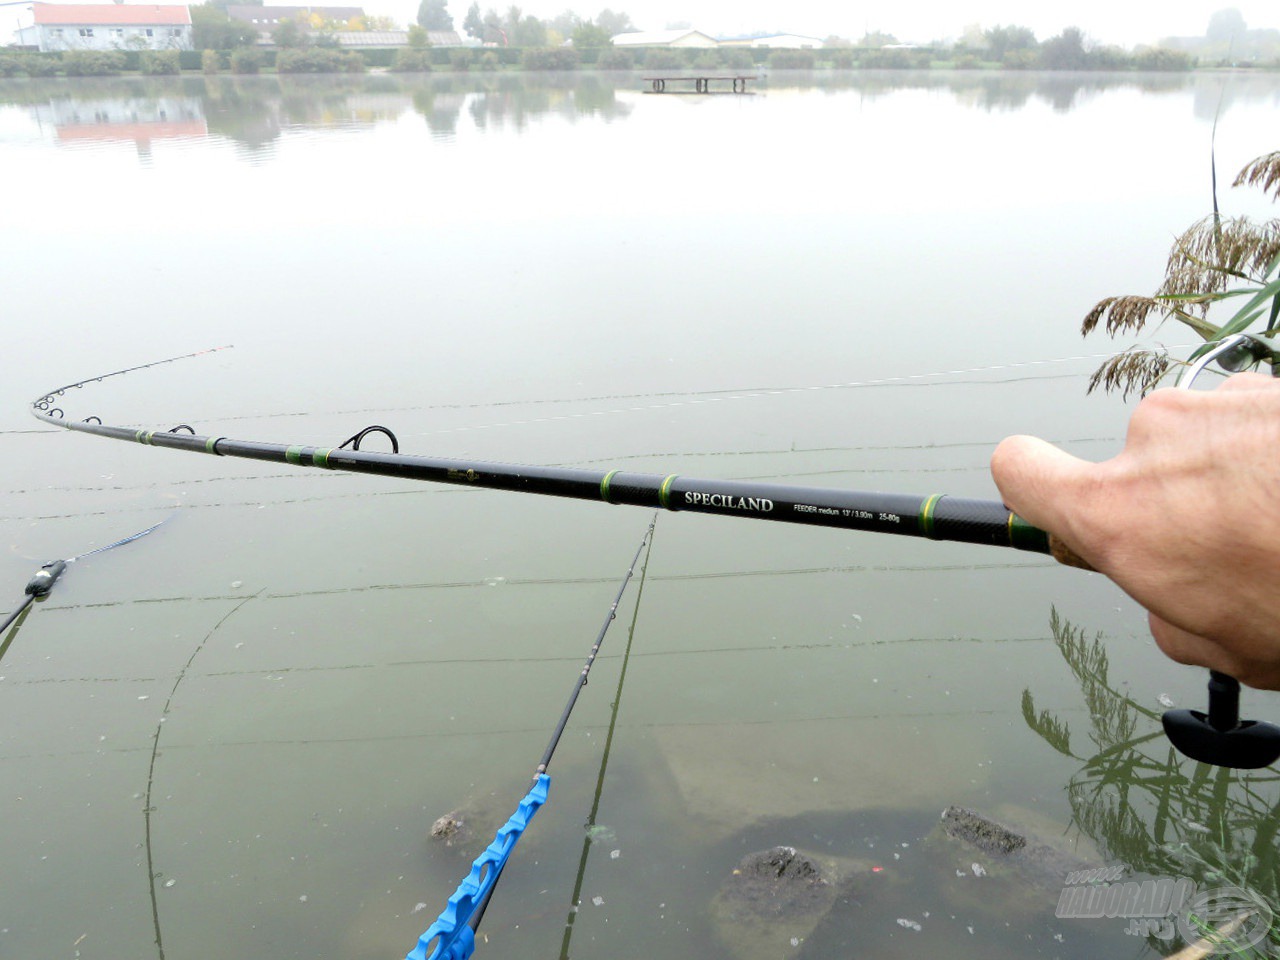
(990, 434), (1092, 536)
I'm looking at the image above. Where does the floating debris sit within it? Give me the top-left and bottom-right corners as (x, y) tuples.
(896, 918), (922, 931)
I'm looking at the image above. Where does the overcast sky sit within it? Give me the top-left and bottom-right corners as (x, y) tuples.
(414, 0), (1275, 47)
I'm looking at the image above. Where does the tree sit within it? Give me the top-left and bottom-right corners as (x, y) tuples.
(417, 0), (452, 31)
(502, 5), (521, 36)
(1206, 8), (1247, 42)
(572, 21), (611, 47)
(190, 3), (258, 50)
(549, 10), (580, 38)
(463, 1), (483, 39)
(482, 9), (504, 43)
(511, 15), (546, 46)
(271, 16), (309, 48)
(1038, 26), (1088, 69)
(594, 9), (633, 37)
(858, 30), (896, 47)
(984, 24), (1036, 60)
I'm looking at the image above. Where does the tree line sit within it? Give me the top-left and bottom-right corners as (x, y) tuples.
(418, 2), (634, 48)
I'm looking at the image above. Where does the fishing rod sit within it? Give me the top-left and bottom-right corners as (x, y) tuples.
(406, 517), (655, 960)
(0, 520), (168, 659)
(27, 346), (1280, 768)
(30, 377), (1087, 568)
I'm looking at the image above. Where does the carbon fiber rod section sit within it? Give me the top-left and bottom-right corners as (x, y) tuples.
(37, 415), (1050, 556)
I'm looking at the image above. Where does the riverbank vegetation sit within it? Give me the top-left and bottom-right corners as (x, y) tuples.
(1082, 148), (1280, 397)
(3, 5), (1278, 78)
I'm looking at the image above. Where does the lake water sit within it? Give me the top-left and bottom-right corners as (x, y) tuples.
(2, 70), (1280, 960)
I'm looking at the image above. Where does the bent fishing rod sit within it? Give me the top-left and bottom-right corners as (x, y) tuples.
(30, 381), (1086, 570)
(28, 343), (1280, 769)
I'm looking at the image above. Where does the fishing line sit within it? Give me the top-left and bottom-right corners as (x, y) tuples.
(30, 345), (232, 420)
(27, 344), (1169, 443)
(29, 558), (1034, 615)
(2, 632), (1055, 689)
(406, 517), (656, 960)
(557, 513), (656, 960)
(144, 590), (261, 960)
(179, 346), (1186, 431)
(1, 706), (1052, 769)
(0, 519), (169, 665)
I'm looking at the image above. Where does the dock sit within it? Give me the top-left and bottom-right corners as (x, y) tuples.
(643, 75), (756, 95)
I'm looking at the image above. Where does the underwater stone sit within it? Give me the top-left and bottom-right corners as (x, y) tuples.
(430, 812), (468, 846)
(939, 806), (1027, 856)
(738, 846), (825, 885)
(712, 844), (879, 960)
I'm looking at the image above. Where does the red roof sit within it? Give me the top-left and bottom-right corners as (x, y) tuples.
(33, 3), (191, 26)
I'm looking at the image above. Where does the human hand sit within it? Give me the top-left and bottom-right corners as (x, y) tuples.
(991, 372), (1280, 690)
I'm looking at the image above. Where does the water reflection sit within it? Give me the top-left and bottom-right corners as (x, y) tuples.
(3, 71), (1277, 163)
(1023, 610), (1280, 956)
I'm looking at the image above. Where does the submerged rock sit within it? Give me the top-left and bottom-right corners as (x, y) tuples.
(429, 811), (470, 847)
(936, 805), (1092, 891)
(727, 846), (828, 912)
(940, 806), (1027, 855)
(711, 845), (877, 960)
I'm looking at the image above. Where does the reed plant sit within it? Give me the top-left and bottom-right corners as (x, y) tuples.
(1083, 150), (1280, 397)
(1023, 610), (1280, 957)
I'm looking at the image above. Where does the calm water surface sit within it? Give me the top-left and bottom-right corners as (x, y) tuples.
(2, 71), (1280, 960)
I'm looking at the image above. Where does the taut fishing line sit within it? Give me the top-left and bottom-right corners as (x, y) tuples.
(557, 515), (657, 960)
(26, 344), (1183, 439)
(0, 519), (170, 659)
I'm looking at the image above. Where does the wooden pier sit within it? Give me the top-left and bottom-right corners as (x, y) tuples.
(643, 75), (756, 95)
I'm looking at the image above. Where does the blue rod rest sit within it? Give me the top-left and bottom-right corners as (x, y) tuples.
(407, 774), (551, 960)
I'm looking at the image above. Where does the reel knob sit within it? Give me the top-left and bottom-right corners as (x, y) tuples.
(1162, 671), (1280, 769)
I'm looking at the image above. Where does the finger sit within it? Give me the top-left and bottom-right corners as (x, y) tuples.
(1148, 613), (1280, 690)
(1149, 613), (1226, 670)
(1216, 370), (1280, 394)
(989, 434), (1093, 534)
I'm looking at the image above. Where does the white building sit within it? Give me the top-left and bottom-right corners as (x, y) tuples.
(31, 3), (193, 52)
(611, 29), (718, 48)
